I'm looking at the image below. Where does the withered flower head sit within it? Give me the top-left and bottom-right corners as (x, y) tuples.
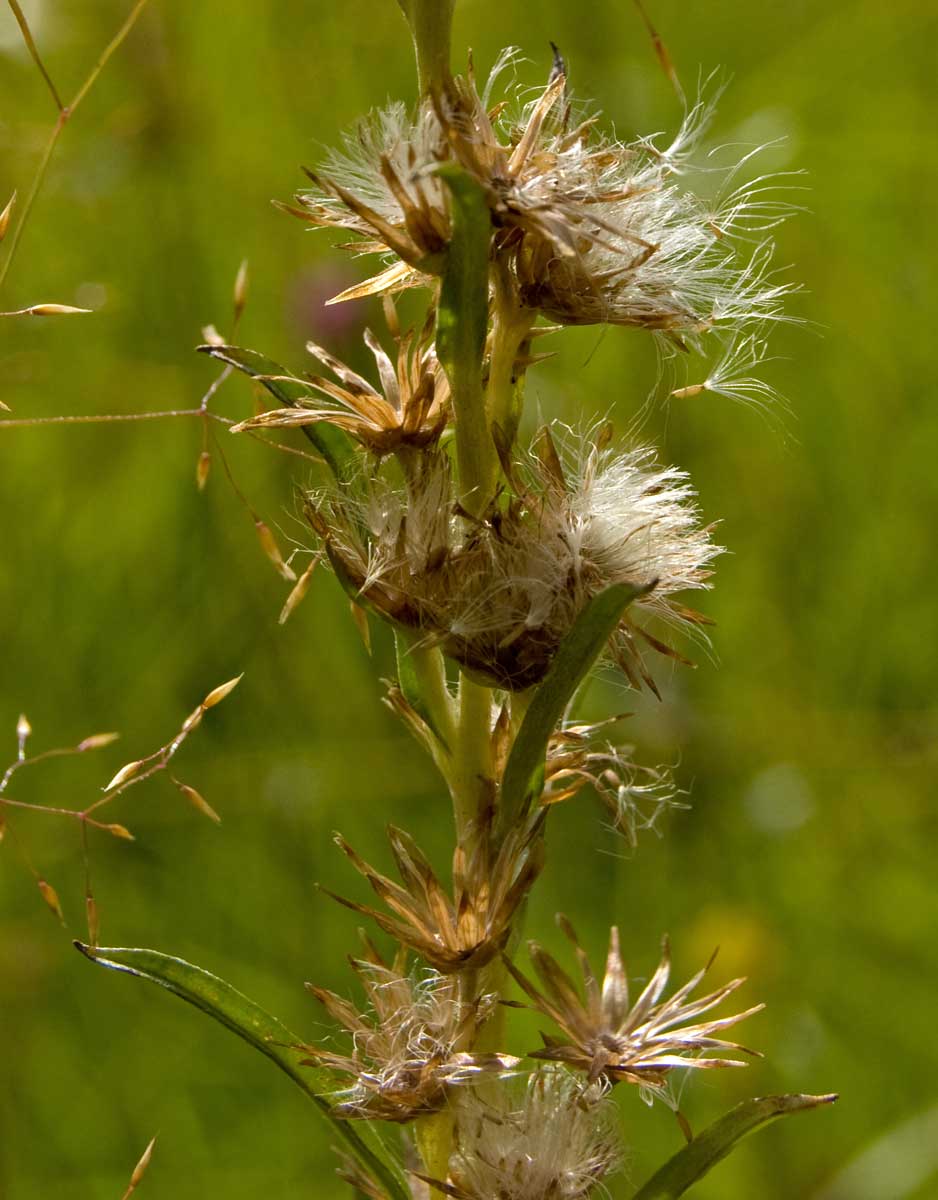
(309, 426), (718, 692)
(505, 918), (763, 1093)
(290, 53), (791, 347)
(232, 304), (450, 455)
(434, 1068), (621, 1200)
(302, 950), (518, 1122)
(324, 817), (544, 973)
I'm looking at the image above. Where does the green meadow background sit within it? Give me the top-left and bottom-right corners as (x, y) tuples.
(1, 1), (935, 1196)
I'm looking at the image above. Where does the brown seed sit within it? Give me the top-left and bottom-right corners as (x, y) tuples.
(0, 191), (15, 242)
(279, 556), (318, 625)
(233, 259), (249, 319)
(101, 823), (135, 841)
(202, 674), (243, 708)
(25, 303), (92, 316)
(196, 450), (211, 491)
(38, 879), (64, 923)
(104, 759), (143, 791)
(255, 519), (297, 581)
(77, 731), (120, 752)
(175, 781), (221, 824)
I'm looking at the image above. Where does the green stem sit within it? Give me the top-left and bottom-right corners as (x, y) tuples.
(410, 644), (457, 751)
(451, 674), (493, 842)
(414, 1110), (454, 1185)
(395, 0), (454, 96)
(487, 280), (535, 448)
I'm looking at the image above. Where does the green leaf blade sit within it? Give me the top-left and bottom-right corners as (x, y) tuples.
(198, 343), (358, 480)
(631, 1093), (838, 1200)
(435, 164), (494, 517)
(75, 942), (410, 1200)
(499, 581), (649, 830)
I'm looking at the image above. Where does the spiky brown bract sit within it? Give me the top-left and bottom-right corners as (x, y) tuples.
(505, 919), (763, 1093)
(324, 816), (545, 973)
(302, 951), (518, 1121)
(232, 305), (451, 455)
(292, 52), (790, 349)
(308, 427), (718, 692)
(433, 1067), (621, 1200)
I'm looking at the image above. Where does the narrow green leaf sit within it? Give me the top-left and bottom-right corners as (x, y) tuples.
(435, 165), (493, 517)
(198, 344), (357, 480)
(75, 942), (410, 1200)
(632, 1093), (838, 1199)
(499, 581), (650, 830)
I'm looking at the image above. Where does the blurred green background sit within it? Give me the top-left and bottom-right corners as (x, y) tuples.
(1, 1), (936, 1197)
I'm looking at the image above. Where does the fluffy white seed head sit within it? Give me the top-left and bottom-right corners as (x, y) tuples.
(449, 1068), (622, 1200)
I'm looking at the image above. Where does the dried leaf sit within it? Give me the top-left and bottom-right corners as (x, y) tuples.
(176, 781), (221, 824)
(195, 450), (211, 491)
(77, 731), (120, 752)
(202, 674), (243, 709)
(0, 191), (15, 242)
(279, 556), (318, 624)
(104, 759), (144, 791)
(255, 520), (297, 581)
(38, 879), (64, 923)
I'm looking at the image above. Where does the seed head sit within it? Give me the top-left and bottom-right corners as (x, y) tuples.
(309, 428), (718, 692)
(438, 1068), (622, 1200)
(291, 54), (792, 351)
(303, 950), (518, 1122)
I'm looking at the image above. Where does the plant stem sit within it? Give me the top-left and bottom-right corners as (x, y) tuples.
(451, 674), (493, 842)
(395, 0), (454, 96)
(410, 644), (457, 750)
(487, 276), (535, 447)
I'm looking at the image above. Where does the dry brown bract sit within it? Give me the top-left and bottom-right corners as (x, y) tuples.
(324, 817), (544, 973)
(302, 949), (518, 1122)
(505, 919), (762, 1090)
(231, 308), (450, 456)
